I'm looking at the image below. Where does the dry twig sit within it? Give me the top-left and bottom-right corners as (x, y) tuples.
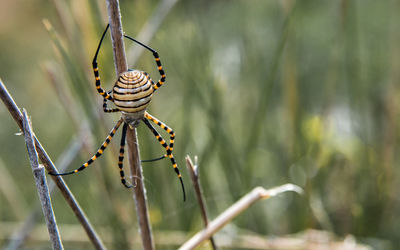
(185, 156), (218, 249)
(5, 137), (83, 250)
(22, 110), (63, 250)
(105, 1), (155, 249)
(179, 184), (303, 250)
(0, 79), (106, 250)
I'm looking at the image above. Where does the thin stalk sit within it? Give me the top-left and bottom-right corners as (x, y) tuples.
(105, 1), (155, 249)
(0, 79), (106, 250)
(179, 184), (303, 250)
(22, 109), (63, 250)
(5, 136), (83, 250)
(185, 156), (217, 250)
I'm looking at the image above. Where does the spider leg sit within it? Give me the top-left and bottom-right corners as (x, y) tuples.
(92, 24), (112, 100)
(141, 112), (175, 162)
(124, 35), (166, 91)
(49, 118), (123, 176)
(118, 123), (133, 188)
(103, 91), (119, 113)
(141, 155), (166, 163)
(143, 117), (185, 201)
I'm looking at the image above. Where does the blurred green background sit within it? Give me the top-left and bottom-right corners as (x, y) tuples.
(1, 0), (399, 249)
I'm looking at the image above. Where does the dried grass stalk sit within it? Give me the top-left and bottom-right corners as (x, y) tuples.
(0, 79), (106, 250)
(22, 110), (64, 250)
(179, 184), (303, 250)
(105, 1), (155, 249)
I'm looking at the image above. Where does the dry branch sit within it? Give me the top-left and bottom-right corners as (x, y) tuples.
(179, 184), (303, 250)
(105, 1), (155, 249)
(185, 156), (217, 249)
(0, 79), (106, 250)
(22, 110), (63, 250)
(5, 136), (83, 250)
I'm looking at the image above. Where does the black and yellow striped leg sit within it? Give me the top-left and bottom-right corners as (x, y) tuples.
(123, 35), (166, 91)
(144, 112), (175, 156)
(141, 111), (175, 162)
(93, 24), (112, 100)
(103, 91), (119, 113)
(143, 118), (186, 201)
(49, 118), (123, 176)
(152, 51), (166, 90)
(119, 123), (133, 188)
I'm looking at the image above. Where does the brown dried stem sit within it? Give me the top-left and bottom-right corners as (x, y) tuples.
(0, 79), (106, 250)
(105, 1), (155, 249)
(185, 156), (217, 250)
(179, 184), (303, 250)
(5, 137), (83, 250)
(22, 110), (64, 250)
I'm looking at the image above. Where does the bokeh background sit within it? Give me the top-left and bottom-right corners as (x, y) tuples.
(1, 0), (399, 249)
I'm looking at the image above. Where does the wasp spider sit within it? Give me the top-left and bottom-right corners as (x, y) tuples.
(50, 24), (185, 201)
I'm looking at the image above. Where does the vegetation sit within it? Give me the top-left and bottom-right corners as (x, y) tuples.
(0, 0), (399, 249)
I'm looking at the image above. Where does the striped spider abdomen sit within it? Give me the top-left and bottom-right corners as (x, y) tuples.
(113, 70), (154, 127)
(113, 70), (154, 113)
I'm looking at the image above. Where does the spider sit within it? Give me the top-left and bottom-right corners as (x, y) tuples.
(49, 24), (185, 201)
